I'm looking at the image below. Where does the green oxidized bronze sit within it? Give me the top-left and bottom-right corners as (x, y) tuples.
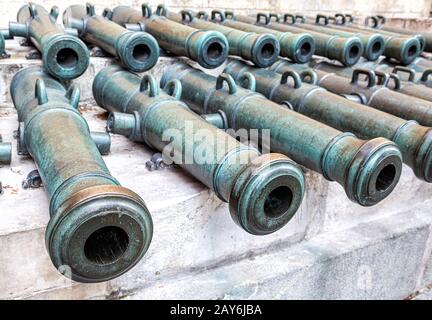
(309, 60), (432, 103)
(0, 33), (9, 58)
(270, 60), (432, 127)
(105, 4), (229, 69)
(0, 134), (12, 165)
(162, 7), (280, 68)
(310, 14), (422, 65)
(232, 12), (363, 66)
(225, 60), (432, 182)
(7, 3), (89, 80)
(212, 10), (315, 63)
(93, 65), (306, 235)
(161, 62), (403, 206)
(63, 3), (159, 72)
(368, 19), (432, 52)
(274, 13), (385, 61)
(10, 66), (153, 283)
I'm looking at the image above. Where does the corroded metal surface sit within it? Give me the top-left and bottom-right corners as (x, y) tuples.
(268, 13), (385, 61)
(225, 60), (432, 182)
(213, 10), (315, 63)
(271, 60), (432, 128)
(163, 7), (280, 68)
(10, 66), (153, 283)
(106, 5), (229, 69)
(7, 3), (89, 79)
(307, 15), (422, 65)
(0, 134), (12, 165)
(310, 60), (432, 103)
(93, 65), (306, 235)
(63, 3), (159, 72)
(233, 13), (363, 66)
(161, 62), (403, 206)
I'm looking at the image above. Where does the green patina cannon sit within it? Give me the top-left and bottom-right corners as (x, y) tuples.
(7, 3), (89, 80)
(161, 62), (403, 207)
(0, 134), (12, 165)
(93, 65), (306, 236)
(231, 12), (363, 66)
(105, 4), (229, 69)
(10, 66), (153, 283)
(207, 10), (315, 64)
(309, 13), (422, 65)
(161, 7), (280, 67)
(224, 59), (432, 183)
(305, 60), (432, 103)
(266, 13), (385, 61)
(270, 60), (432, 127)
(63, 3), (159, 72)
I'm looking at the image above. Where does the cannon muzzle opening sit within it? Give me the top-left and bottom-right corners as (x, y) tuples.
(117, 32), (159, 72)
(292, 33), (315, 63)
(229, 154), (305, 235)
(191, 30), (228, 69)
(46, 185), (153, 283)
(251, 34), (280, 67)
(43, 34), (89, 80)
(346, 138), (402, 206)
(364, 34), (385, 61)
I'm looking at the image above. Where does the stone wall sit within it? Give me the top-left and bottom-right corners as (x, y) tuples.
(0, 0), (431, 27)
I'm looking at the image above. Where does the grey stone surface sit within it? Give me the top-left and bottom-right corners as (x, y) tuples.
(126, 207), (432, 300)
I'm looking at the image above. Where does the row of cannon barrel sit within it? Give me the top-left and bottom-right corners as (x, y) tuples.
(1, 2), (432, 283)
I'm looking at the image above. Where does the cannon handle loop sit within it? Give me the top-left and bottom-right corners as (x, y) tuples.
(216, 74), (238, 94)
(140, 75), (159, 97)
(345, 14), (354, 24)
(141, 3), (152, 18)
(365, 16), (378, 28)
(181, 10), (195, 23)
(163, 79), (182, 100)
(280, 70), (302, 89)
(374, 71), (391, 86)
(315, 14), (328, 25)
(256, 13), (270, 24)
(156, 4), (167, 17)
(421, 69), (432, 82)
(299, 69), (318, 85)
(35, 79), (48, 105)
(386, 74), (402, 90)
(334, 13), (346, 25)
(50, 6), (59, 22)
(392, 66), (416, 82)
(211, 10), (226, 22)
(268, 13), (280, 23)
(283, 14), (296, 24)
(28, 3), (38, 19)
(86, 3), (96, 17)
(238, 72), (257, 91)
(66, 85), (81, 109)
(225, 11), (235, 20)
(351, 69), (377, 88)
(376, 15), (386, 26)
(296, 15), (306, 23)
(102, 8), (113, 20)
(196, 11), (209, 20)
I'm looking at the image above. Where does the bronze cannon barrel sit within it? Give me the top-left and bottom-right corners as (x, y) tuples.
(7, 3), (89, 80)
(63, 3), (159, 72)
(161, 62), (403, 206)
(225, 60), (432, 182)
(106, 4), (229, 69)
(93, 65), (306, 236)
(10, 66), (153, 283)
